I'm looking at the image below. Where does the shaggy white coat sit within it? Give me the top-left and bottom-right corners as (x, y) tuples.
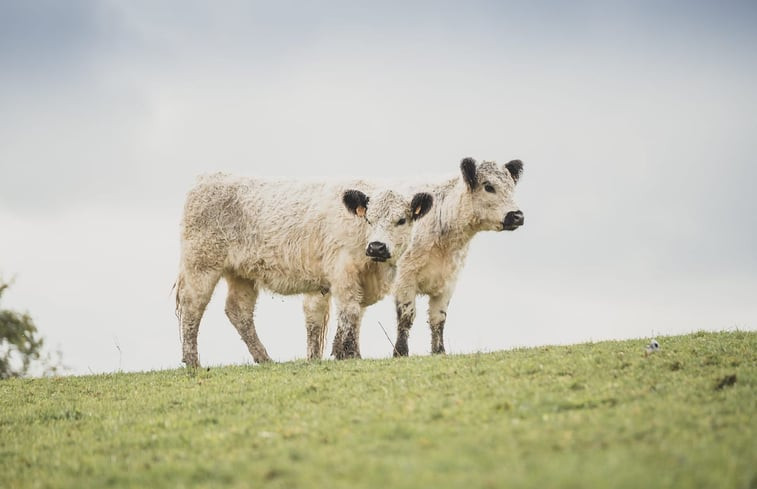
(175, 173), (430, 366)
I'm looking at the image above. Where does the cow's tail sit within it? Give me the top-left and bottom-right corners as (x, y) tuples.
(172, 273), (184, 344)
(320, 309), (330, 358)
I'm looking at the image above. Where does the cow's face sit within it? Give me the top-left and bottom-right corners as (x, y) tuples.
(460, 157), (524, 232)
(343, 189), (433, 264)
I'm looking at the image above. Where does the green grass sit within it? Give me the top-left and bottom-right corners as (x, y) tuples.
(1, 331), (755, 489)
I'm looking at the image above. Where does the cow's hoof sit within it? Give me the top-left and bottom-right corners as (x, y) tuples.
(182, 355), (201, 369)
(336, 332), (359, 359)
(393, 341), (409, 357)
(334, 348), (361, 360)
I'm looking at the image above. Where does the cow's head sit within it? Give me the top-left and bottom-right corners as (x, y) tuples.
(343, 189), (433, 264)
(460, 157), (524, 232)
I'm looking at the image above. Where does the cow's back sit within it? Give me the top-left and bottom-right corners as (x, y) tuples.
(180, 174), (373, 295)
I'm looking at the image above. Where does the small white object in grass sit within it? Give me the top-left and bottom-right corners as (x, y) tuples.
(645, 339), (660, 355)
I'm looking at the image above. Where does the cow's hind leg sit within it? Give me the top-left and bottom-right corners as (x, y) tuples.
(224, 274), (272, 363)
(428, 290), (453, 355)
(303, 292), (330, 360)
(178, 269), (221, 368)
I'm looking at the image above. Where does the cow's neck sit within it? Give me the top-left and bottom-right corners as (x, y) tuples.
(432, 179), (478, 248)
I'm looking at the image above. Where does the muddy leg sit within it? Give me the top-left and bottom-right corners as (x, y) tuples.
(394, 289), (417, 357)
(303, 292), (330, 360)
(331, 300), (362, 360)
(428, 292), (452, 355)
(177, 270), (221, 368)
(224, 274), (271, 364)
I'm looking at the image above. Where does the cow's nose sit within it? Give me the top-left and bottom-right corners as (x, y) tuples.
(503, 210), (524, 230)
(366, 241), (389, 261)
(366, 241), (387, 255)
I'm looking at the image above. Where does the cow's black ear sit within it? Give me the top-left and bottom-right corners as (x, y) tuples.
(410, 192), (433, 220)
(505, 159), (523, 184)
(343, 190), (369, 217)
(460, 157), (477, 190)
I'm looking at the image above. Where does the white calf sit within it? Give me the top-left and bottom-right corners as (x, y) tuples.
(175, 173), (433, 366)
(392, 157), (524, 356)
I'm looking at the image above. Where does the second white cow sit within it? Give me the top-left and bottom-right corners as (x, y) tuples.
(392, 157), (524, 356)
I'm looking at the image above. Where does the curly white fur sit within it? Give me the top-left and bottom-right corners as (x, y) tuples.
(175, 173), (431, 366)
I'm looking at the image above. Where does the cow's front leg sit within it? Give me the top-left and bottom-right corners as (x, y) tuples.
(331, 300), (363, 359)
(428, 291), (453, 355)
(394, 287), (417, 357)
(303, 292), (330, 360)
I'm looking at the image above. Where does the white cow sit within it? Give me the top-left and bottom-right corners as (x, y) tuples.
(174, 173), (433, 367)
(392, 157), (524, 356)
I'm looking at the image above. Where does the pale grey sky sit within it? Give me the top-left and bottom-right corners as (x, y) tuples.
(1, 1), (755, 375)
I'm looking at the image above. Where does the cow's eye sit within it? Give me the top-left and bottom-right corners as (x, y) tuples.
(484, 183), (495, 193)
(396, 218), (407, 226)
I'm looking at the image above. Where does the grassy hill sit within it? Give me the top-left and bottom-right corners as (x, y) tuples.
(1, 330), (755, 489)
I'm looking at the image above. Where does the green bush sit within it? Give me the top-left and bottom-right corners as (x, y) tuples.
(0, 279), (58, 379)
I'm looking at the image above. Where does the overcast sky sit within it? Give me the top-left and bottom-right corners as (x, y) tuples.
(1, 1), (755, 375)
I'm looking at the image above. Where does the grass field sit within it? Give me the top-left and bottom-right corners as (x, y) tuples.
(1, 330), (755, 488)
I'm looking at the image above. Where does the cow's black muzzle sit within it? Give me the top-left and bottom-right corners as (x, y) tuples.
(503, 210), (524, 231)
(366, 241), (391, 262)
